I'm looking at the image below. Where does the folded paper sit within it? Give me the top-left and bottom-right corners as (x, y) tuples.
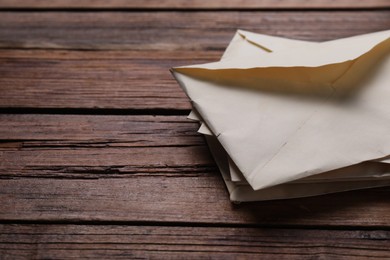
(172, 30), (390, 202)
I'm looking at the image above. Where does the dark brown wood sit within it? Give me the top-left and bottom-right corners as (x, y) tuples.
(1, 3), (389, 258)
(0, 50), (216, 110)
(0, 12), (388, 110)
(0, 114), (389, 227)
(0, 114), (213, 178)
(0, 0), (389, 9)
(0, 145), (213, 178)
(1, 12), (388, 110)
(0, 114), (204, 147)
(0, 225), (389, 259)
(1, 177), (389, 226)
(0, 12), (388, 50)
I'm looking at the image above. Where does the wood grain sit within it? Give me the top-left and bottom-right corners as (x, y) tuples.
(0, 145), (214, 178)
(0, 12), (388, 110)
(0, 114), (204, 147)
(0, 225), (389, 259)
(0, 114), (213, 178)
(0, 50), (214, 110)
(0, 0), (389, 10)
(0, 114), (389, 226)
(0, 12), (388, 50)
(0, 178), (389, 227)
(1, 2), (389, 258)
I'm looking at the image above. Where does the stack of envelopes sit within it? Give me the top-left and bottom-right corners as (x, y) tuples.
(171, 30), (390, 202)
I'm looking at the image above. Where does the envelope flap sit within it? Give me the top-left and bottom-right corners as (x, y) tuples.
(179, 30), (390, 69)
(174, 30), (390, 96)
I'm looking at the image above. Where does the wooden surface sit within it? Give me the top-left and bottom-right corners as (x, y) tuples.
(0, 1), (389, 259)
(1, 225), (389, 259)
(0, 0), (389, 9)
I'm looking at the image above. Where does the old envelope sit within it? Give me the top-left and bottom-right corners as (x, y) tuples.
(172, 30), (390, 201)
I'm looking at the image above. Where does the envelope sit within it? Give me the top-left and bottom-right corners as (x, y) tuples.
(172, 30), (390, 201)
(190, 108), (390, 202)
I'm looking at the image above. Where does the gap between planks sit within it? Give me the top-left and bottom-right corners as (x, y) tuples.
(0, 0), (388, 10)
(0, 114), (389, 227)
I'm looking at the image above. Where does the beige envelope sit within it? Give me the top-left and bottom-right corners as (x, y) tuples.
(206, 133), (390, 202)
(190, 109), (390, 202)
(173, 30), (390, 201)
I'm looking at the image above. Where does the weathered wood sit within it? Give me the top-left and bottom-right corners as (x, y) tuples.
(0, 0), (388, 9)
(0, 112), (389, 227)
(0, 225), (389, 259)
(0, 177), (389, 226)
(0, 50), (215, 110)
(0, 11), (388, 110)
(1, 12), (388, 110)
(0, 114), (388, 223)
(0, 3), (388, 258)
(0, 12), (389, 50)
(0, 114), (213, 178)
(0, 146), (214, 178)
(0, 114), (204, 147)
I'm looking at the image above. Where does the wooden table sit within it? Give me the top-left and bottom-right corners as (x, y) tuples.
(0, 1), (389, 258)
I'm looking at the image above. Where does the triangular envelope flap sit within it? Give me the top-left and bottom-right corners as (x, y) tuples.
(172, 30), (390, 190)
(218, 29), (390, 171)
(173, 63), (331, 185)
(198, 123), (213, 135)
(179, 30), (390, 69)
(187, 110), (200, 121)
(175, 30), (390, 96)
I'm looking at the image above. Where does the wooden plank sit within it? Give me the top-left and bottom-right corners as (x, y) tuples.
(0, 13), (386, 110)
(0, 177), (389, 226)
(0, 0), (388, 10)
(0, 114), (389, 226)
(0, 11), (388, 50)
(0, 11), (388, 110)
(0, 50), (217, 110)
(0, 224), (389, 259)
(0, 146), (214, 178)
(0, 114), (204, 147)
(0, 114), (213, 178)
